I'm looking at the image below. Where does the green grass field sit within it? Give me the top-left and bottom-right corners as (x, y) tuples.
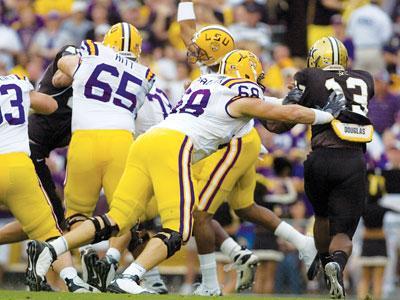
(0, 291), (330, 300)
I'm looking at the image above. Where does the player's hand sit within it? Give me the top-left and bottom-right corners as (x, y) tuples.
(282, 88), (303, 105)
(320, 91), (346, 118)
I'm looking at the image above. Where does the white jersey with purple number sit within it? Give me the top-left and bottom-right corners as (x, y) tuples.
(156, 74), (264, 162)
(199, 64), (254, 138)
(135, 80), (172, 136)
(72, 40), (155, 132)
(0, 75), (33, 155)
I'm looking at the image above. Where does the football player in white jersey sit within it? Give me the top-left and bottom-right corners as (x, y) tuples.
(177, 1), (319, 294)
(0, 74), (99, 292)
(50, 21), (166, 291)
(25, 49), (345, 294)
(80, 84), (172, 293)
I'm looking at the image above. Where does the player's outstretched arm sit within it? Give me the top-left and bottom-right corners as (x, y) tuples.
(229, 97), (335, 125)
(30, 91), (58, 114)
(178, 0), (196, 46)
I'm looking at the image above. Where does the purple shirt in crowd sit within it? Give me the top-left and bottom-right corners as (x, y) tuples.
(368, 93), (400, 134)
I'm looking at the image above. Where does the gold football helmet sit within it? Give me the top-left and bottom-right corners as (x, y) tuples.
(103, 22), (142, 59)
(307, 36), (348, 69)
(219, 49), (265, 88)
(188, 25), (235, 66)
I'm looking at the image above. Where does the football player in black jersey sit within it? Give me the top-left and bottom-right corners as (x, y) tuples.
(266, 37), (374, 299)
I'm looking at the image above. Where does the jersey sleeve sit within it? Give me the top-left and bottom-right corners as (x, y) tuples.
(221, 78), (264, 99)
(78, 39), (99, 57)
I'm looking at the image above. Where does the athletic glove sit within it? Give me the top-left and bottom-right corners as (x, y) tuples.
(320, 91), (346, 118)
(282, 88), (303, 105)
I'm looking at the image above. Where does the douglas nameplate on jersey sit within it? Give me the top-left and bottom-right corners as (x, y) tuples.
(331, 119), (373, 143)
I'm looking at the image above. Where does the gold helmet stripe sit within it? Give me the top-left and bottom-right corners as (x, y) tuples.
(127, 23), (132, 52)
(122, 22), (130, 52)
(328, 36), (339, 65)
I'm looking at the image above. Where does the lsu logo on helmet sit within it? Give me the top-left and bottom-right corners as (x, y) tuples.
(307, 36), (348, 70)
(187, 25), (235, 66)
(103, 22), (142, 59)
(219, 49), (266, 90)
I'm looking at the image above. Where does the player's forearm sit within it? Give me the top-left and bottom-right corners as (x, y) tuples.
(178, 1), (196, 46)
(30, 91), (58, 114)
(270, 104), (333, 125)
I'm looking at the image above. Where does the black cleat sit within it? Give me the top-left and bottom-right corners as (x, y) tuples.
(26, 240), (56, 291)
(107, 274), (153, 294)
(95, 255), (118, 292)
(325, 262), (345, 299)
(81, 248), (101, 289)
(65, 276), (100, 293)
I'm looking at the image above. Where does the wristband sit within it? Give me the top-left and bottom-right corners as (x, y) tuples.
(177, 2), (196, 22)
(312, 109), (334, 125)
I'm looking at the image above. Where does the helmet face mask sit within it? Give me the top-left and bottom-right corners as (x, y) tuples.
(187, 25), (235, 67)
(307, 36), (348, 70)
(103, 22), (142, 59)
(187, 42), (211, 65)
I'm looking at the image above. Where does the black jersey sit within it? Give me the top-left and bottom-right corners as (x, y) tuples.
(28, 45), (76, 157)
(295, 67), (374, 150)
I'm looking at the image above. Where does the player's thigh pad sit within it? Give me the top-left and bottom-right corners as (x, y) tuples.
(0, 153), (61, 240)
(108, 139), (153, 234)
(101, 130), (134, 204)
(64, 131), (103, 217)
(196, 128), (260, 214)
(148, 128), (197, 243)
(228, 163), (256, 211)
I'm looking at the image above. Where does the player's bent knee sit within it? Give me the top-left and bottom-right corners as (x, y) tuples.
(90, 214), (120, 243)
(128, 227), (150, 252)
(65, 213), (89, 231)
(153, 229), (182, 258)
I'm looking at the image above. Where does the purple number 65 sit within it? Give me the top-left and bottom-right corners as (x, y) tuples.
(84, 63), (142, 112)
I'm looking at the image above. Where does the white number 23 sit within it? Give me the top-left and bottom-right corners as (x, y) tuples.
(325, 77), (368, 116)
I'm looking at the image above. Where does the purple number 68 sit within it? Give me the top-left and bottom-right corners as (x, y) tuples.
(174, 88), (211, 117)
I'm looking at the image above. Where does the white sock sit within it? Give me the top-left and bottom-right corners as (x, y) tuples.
(49, 236), (68, 256)
(198, 253), (219, 290)
(274, 221), (306, 250)
(143, 267), (162, 282)
(123, 262), (146, 279)
(220, 237), (241, 261)
(106, 247), (121, 262)
(59, 266), (78, 281)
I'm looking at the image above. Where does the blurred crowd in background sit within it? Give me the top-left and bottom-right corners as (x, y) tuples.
(0, 0), (400, 298)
